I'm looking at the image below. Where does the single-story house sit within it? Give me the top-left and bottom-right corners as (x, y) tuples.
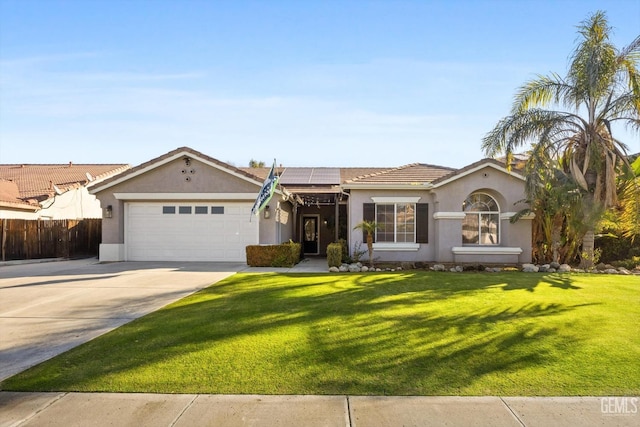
(0, 163), (130, 219)
(90, 147), (533, 264)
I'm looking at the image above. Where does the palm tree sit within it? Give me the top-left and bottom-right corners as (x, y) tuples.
(482, 11), (640, 268)
(601, 155), (640, 241)
(353, 220), (377, 267)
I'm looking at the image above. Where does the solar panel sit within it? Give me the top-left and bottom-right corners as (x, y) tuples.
(279, 168), (341, 185)
(309, 168), (341, 184)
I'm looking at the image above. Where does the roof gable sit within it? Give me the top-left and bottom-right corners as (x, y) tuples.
(431, 158), (526, 188)
(90, 147), (267, 194)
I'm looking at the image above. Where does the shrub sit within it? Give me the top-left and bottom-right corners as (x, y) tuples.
(595, 232), (633, 263)
(245, 242), (301, 267)
(611, 256), (640, 270)
(337, 239), (350, 264)
(327, 243), (342, 268)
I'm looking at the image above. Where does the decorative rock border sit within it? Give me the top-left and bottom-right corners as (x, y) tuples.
(328, 261), (640, 275)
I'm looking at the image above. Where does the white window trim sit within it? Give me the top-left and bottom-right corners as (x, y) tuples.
(452, 246), (522, 255)
(114, 192), (260, 200)
(463, 192), (500, 246)
(373, 242), (420, 251)
(374, 202), (417, 245)
(433, 212), (466, 220)
(371, 196), (421, 203)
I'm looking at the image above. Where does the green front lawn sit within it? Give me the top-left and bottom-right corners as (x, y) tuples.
(3, 272), (639, 395)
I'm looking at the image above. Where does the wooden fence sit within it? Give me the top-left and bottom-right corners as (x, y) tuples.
(0, 219), (101, 261)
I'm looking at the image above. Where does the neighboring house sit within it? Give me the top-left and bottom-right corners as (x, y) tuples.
(90, 147), (533, 264)
(0, 163), (130, 219)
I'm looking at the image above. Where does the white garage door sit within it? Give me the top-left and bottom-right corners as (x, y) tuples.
(126, 202), (258, 261)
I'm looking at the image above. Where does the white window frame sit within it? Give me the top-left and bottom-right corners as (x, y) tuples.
(370, 196), (421, 251)
(462, 192), (500, 245)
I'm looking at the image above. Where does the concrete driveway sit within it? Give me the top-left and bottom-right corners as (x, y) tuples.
(0, 259), (245, 381)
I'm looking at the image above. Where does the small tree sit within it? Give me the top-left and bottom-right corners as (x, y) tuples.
(249, 159), (265, 168)
(353, 220), (377, 267)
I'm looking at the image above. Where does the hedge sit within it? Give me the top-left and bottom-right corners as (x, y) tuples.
(327, 243), (342, 268)
(245, 242), (301, 267)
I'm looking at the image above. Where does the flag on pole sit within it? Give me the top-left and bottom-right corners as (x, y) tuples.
(250, 160), (279, 220)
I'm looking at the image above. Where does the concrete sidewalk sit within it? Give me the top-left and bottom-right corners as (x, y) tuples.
(1, 392), (638, 427)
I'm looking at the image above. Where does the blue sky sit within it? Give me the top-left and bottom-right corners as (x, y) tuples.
(1, 0), (639, 168)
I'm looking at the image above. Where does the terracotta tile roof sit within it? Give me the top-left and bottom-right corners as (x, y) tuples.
(345, 163), (456, 184)
(0, 163), (130, 203)
(239, 166), (285, 181)
(340, 168), (390, 183)
(0, 179), (39, 211)
(92, 147), (264, 192)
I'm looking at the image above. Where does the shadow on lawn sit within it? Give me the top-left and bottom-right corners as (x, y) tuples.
(2, 272), (589, 394)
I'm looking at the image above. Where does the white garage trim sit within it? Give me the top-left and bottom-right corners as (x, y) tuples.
(124, 202), (258, 262)
(114, 192), (258, 200)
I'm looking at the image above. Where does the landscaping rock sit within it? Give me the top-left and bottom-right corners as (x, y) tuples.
(617, 267), (631, 275)
(329, 266), (339, 273)
(455, 266), (463, 272)
(550, 261), (561, 269)
(547, 268), (557, 273)
(361, 266), (369, 272)
(432, 264), (446, 271)
(558, 264), (572, 273)
(348, 263), (361, 272)
(376, 268), (382, 272)
(339, 264), (349, 272)
(522, 263), (539, 273)
(604, 268), (618, 274)
(539, 264), (550, 273)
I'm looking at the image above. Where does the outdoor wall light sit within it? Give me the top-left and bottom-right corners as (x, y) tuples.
(105, 205), (113, 219)
(264, 205), (271, 219)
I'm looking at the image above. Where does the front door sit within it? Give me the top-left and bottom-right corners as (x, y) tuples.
(302, 216), (319, 254)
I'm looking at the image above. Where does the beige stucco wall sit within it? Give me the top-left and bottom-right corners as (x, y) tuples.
(258, 196), (293, 244)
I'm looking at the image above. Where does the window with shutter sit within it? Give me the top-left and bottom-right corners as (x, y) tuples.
(362, 201), (428, 247)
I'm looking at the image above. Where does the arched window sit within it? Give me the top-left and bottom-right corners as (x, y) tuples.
(462, 193), (499, 245)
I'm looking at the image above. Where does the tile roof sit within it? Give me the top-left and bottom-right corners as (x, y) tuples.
(345, 163), (456, 184)
(0, 179), (39, 211)
(0, 163), (130, 204)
